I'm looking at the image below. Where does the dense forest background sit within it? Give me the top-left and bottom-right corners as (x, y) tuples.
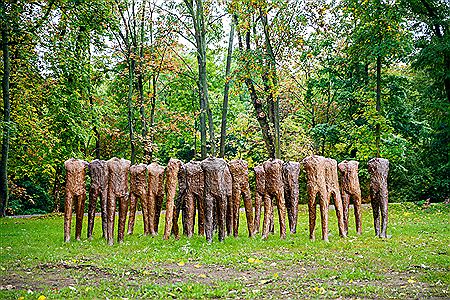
(0, 0), (448, 216)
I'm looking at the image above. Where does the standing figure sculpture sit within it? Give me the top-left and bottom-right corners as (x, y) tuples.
(64, 158), (88, 242)
(262, 159), (287, 240)
(253, 165), (265, 235)
(324, 158), (346, 238)
(283, 162), (300, 234)
(368, 158), (389, 238)
(163, 158), (183, 240)
(106, 157), (131, 245)
(201, 157), (230, 242)
(228, 159), (254, 237)
(338, 160), (362, 235)
(183, 161), (205, 237)
(87, 159), (108, 240)
(302, 155), (329, 241)
(147, 162), (165, 235)
(127, 164), (148, 235)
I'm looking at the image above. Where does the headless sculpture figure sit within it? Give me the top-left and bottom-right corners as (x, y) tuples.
(87, 159), (108, 240)
(324, 158), (346, 238)
(163, 158), (182, 240)
(183, 161), (205, 237)
(127, 164), (148, 235)
(228, 159), (254, 237)
(253, 165), (265, 235)
(283, 162), (300, 234)
(368, 158), (389, 238)
(106, 157), (131, 245)
(262, 159), (287, 240)
(338, 160), (362, 235)
(201, 157), (230, 242)
(147, 163), (165, 235)
(64, 158), (88, 242)
(302, 155), (329, 241)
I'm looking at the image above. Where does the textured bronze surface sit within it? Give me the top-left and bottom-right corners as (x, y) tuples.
(228, 159), (254, 237)
(163, 158), (182, 240)
(183, 161), (204, 237)
(147, 163), (165, 235)
(302, 155), (328, 241)
(201, 157), (230, 242)
(368, 158), (389, 238)
(253, 165), (265, 235)
(262, 159), (286, 239)
(127, 164), (148, 235)
(324, 158), (346, 238)
(87, 159), (108, 240)
(106, 157), (131, 245)
(283, 162), (300, 234)
(64, 158), (88, 242)
(338, 160), (362, 235)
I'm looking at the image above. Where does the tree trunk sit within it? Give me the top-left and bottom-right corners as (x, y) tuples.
(0, 23), (10, 217)
(376, 55), (381, 158)
(219, 19), (235, 158)
(128, 58), (136, 165)
(138, 2), (149, 163)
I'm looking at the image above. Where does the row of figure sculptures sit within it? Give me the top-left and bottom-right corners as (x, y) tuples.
(64, 156), (389, 244)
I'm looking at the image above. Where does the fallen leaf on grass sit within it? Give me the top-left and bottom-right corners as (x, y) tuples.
(198, 274), (207, 278)
(248, 257), (263, 264)
(194, 264), (202, 268)
(408, 278), (416, 284)
(38, 295), (47, 300)
(177, 261), (185, 267)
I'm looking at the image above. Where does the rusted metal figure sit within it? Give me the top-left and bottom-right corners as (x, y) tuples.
(163, 158), (183, 240)
(338, 160), (362, 235)
(87, 159), (108, 240)
(127, 164), (148, 235)
(64, 158), (88, 242)
(283, 162), (300, 234)
(228, 159), (254, 237)
(262, 159), (287, 240)
(324, 158), (346, 238)
(253, 165), (265, 235)
(147, 162), (165, 235)
(106, 157), (131, 245)
(368, 158), (389, 238)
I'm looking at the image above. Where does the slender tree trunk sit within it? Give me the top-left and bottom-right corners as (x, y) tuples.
(376, 55), (381, 158)
(219, 18), (235, 158)
(444, 53), (450, 103)
(148, 75), (157, 161)
(128, 58), (136, 164)
(0, 23), (10, 217)
(138, 2), (149, 162)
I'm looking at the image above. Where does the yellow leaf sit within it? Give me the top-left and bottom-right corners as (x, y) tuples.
(177, 261), (185, 267)
(273, 273), (279, 279)
(247, 258), (256, 263)
(18, 297), (25, 300)
(194, 264), (202, 268)
(198, 274), (207, 278)
(408, 278), (416, 284)
(38, 296), (47, 300)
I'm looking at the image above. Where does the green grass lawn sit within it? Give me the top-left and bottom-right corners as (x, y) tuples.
(1, 203), (449, 299)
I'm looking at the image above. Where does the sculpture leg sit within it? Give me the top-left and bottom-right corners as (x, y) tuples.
(269, 197), (275, 234)
(107, 190), (116, 246)
(353, 192), (362, 235)
(172, 194), (182, 239)
(100, 189), (108, 239)
(204, 193), (214, 243)
(197, 195), (205, 236)
(276, 191), (286, 239)
(332, 191), (346, 238)
(64, 190), (73, 242)
(380, 189), (388, 238)
(242, 185), (254, 237)
(226, 190), (233, 236)
(371, 194), (381, 237)
(87, 189), (98, 240)
(253, 192), (262, 235)
(163, 195), (175, 240)
(184, 192), (195, 237)
(319, 192), (329, 242)
(262, 193), (273, 239)
(285, 191), (294, 234)
(140, 192), (150, 236)
(232, 187), (240, 238)
(155, 194), (163, 233)
(291, 191), (299, 234)
(341, 192), (350, 236)
(127, 192), (137, 235)
(75, 193), (85, 241)
(218, 194), (227, 242)
(117, 195), (128, 243)
(308, 192), (317, 241)
(147, 192), (156, 236)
